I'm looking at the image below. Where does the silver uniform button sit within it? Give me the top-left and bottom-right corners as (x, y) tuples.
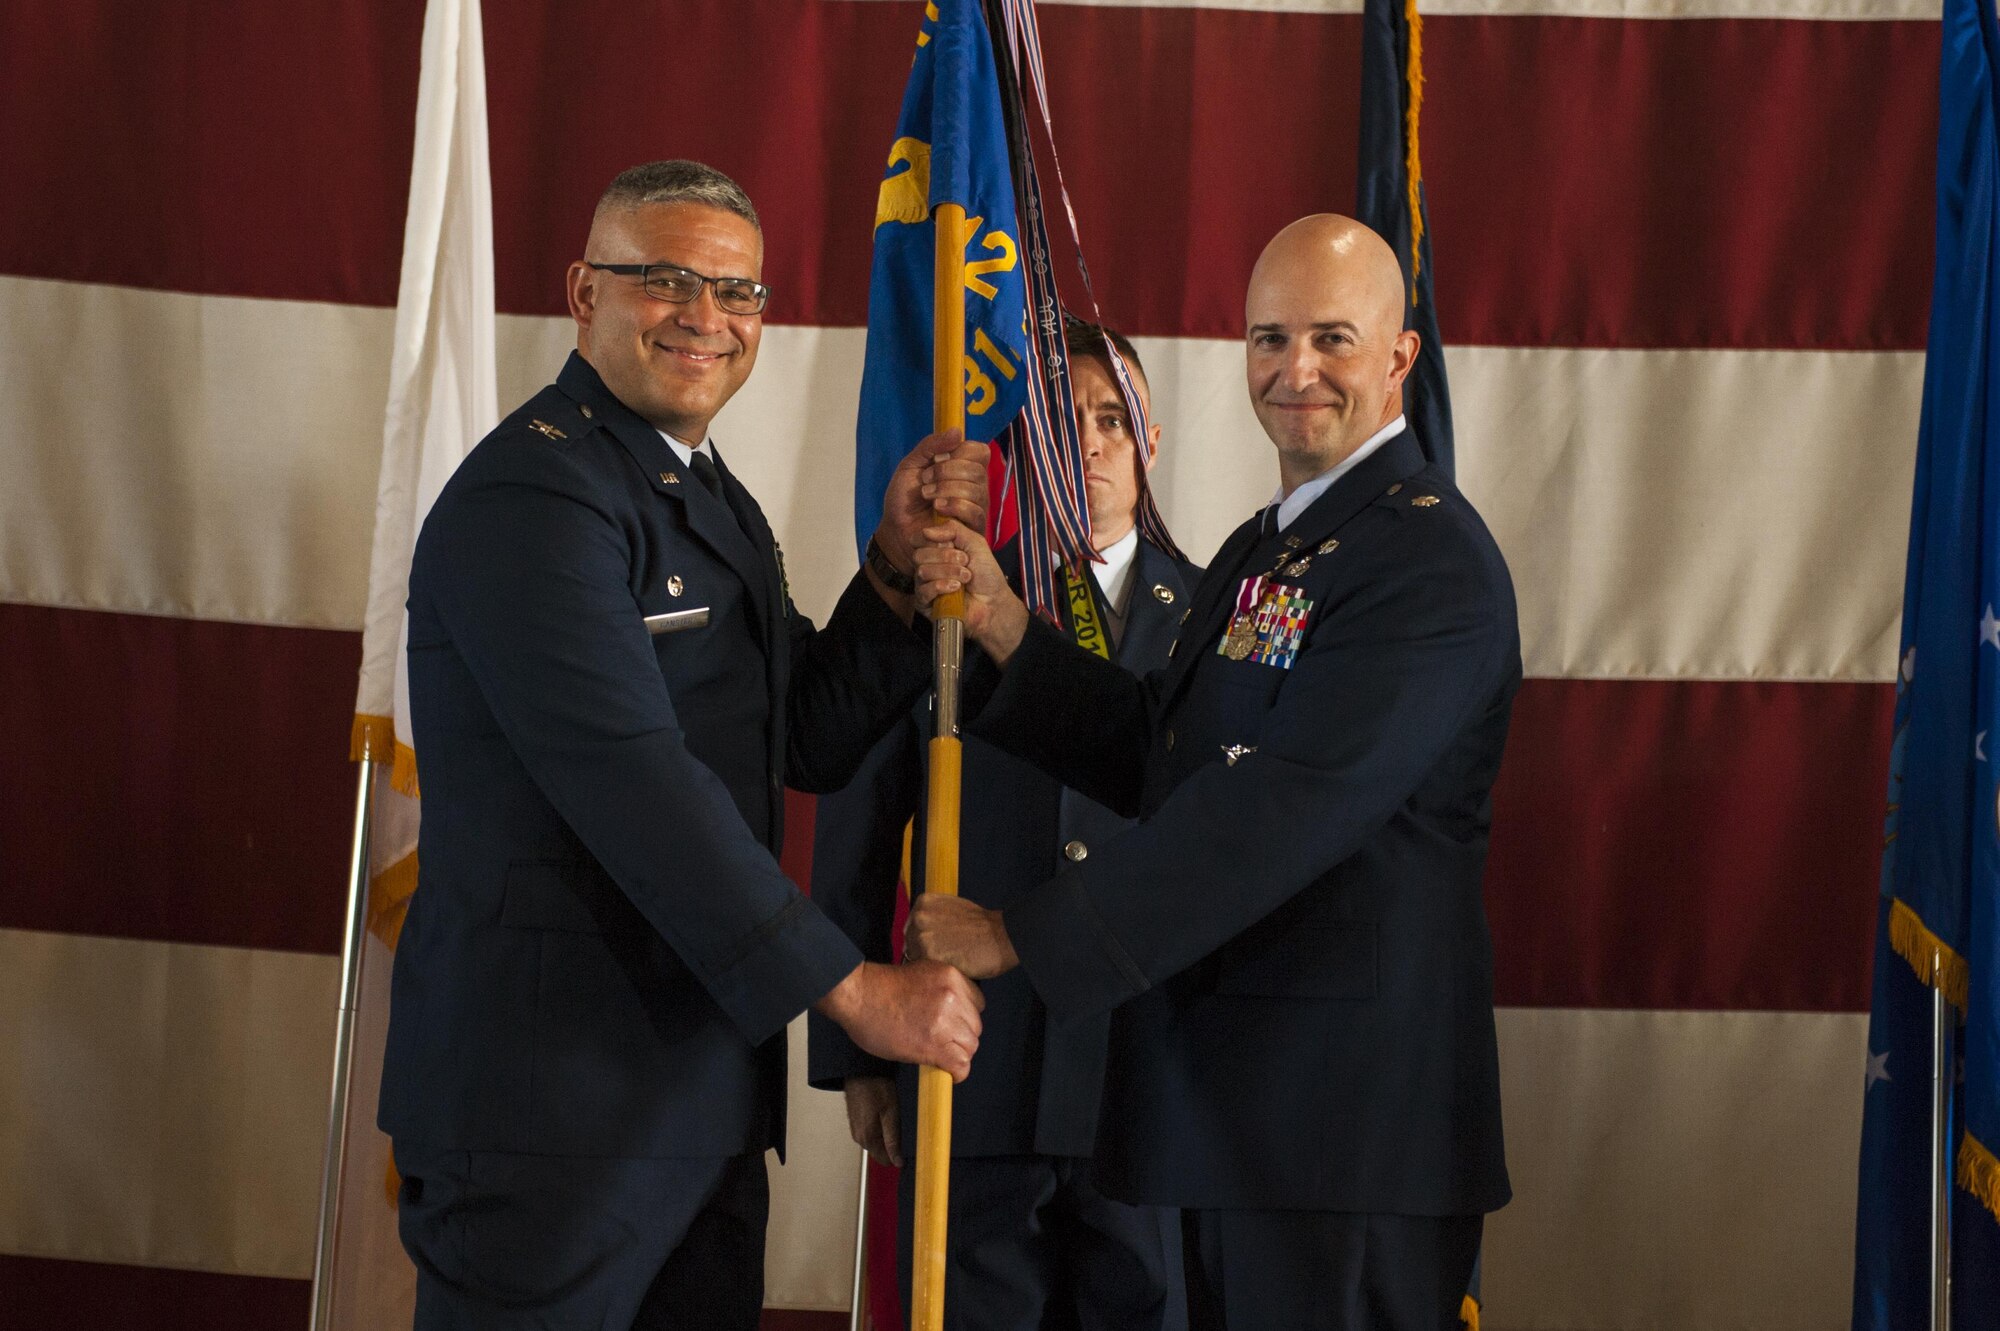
(1063, 840), (1088, 862)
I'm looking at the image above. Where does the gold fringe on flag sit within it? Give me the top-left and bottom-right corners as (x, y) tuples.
(351, 712), (395, 762)
(1888, 897), (1969, 1012)
(1961, 1132), (2000, 1222)
(1460, 1294), (1480, 1330)
(352, 711), (422, 1204)
(350, 712), (421, 797)
(1403, 0), (1426, 302)
(367, 849), (420, 950)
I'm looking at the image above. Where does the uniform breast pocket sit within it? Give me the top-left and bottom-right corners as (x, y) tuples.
(1187, 657), (1288, 750)
(1215, 922), (1377, 999)
(641, 562), (732, 640)
(1207, 654), (1290, 696)
(643, 605), (712, 637)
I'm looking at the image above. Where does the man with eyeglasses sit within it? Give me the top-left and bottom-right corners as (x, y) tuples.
(380, 160), (991, 1331)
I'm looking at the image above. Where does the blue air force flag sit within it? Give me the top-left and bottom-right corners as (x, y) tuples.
(853, 0), (1026, 556)
(1355, 0), (1452, 477)
(1853, 0), (2000, 1321)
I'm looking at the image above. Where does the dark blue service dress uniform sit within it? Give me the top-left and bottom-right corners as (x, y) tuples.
(809, 538), (1199, 1331)
(378, 352), (932, 1331)
(967, 428), (1518, 1331)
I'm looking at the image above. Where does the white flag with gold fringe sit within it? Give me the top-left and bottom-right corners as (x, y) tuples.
(325, 0), (495, 1324)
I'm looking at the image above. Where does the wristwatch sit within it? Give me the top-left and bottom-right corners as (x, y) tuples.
(865, 535), (916, 595)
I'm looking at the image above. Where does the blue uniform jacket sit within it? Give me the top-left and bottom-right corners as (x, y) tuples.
(378, 352), (931, 1161)
(972, 428), (1518, 1215)
(806, 539), (1199, 1157)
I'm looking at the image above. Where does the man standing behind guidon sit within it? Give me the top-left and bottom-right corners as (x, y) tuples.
(380, 161), (990, 1331)
(908, 216), (1519, 1331)
(810, 320), (1200, 1331)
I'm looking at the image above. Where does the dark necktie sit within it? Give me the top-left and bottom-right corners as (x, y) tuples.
(688, 447), (759, 552)
(1091, 565), (1126, 650)
(687, 448), (726, 502)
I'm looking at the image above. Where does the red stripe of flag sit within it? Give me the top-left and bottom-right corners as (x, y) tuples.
(4, 607), (1890, 1012)
(0, 1), (1934, 350)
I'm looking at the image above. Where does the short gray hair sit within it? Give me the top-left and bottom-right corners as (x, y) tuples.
(596, 160), (760, 231)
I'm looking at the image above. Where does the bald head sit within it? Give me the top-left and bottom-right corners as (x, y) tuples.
(1244, 214), (1419, 489)
(1251, 215), (1406, 334)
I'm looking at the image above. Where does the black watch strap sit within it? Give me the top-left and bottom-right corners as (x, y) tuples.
(866, 535), (916, 594)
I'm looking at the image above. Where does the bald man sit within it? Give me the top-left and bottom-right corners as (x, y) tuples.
(902, 216), (1518, 1329)
(381, 160), (990, 1330)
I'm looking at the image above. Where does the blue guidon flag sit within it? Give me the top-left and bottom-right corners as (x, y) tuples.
(1852, 0), (2000, 1322)
(853, 0), (1027, 558)
(1356, 0), (1452, 476)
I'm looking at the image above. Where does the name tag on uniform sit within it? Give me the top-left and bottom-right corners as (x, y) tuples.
(1217, 576), (1312, 669)
(644, 607), (711, 636)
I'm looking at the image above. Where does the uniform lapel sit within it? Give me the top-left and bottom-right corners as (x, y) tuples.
(1272, 427), (1428, 559)
(1154, 516), (1265, 705)
(1114, 540), (1185, 670)
(555, 354), (776, 648)
(711, 446), (786, 650)
(1157, 428), (1428, 712)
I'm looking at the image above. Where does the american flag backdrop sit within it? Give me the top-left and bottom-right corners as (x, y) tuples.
(0, 1), (1935, 1327)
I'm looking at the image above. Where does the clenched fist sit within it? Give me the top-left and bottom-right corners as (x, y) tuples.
(905, 895), (1019, 980)
(874, 433), (992, 576)
(816, 959), (985, 1082)
(913, 521), (1030, 664)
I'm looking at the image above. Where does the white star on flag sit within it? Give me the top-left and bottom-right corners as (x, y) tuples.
(1981, 604), (2000, 650)
(1979, 731), (1989, 762)
(1866, 1050), (1891, 1091)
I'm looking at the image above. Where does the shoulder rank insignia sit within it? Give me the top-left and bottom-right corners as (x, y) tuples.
(528, 418), (567, 441)
(1411, 494), (1441, 507)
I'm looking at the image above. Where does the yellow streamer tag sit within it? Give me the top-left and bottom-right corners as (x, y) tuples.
(1064, 563), (1113, 660)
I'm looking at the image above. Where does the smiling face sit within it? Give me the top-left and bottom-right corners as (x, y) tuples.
(1244, 215), (1418, 490)
(1072, 353), (1159, 549)
(567, 201), (764, 441)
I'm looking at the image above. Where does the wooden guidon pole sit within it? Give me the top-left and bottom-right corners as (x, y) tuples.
(909, 202), (968, 1331)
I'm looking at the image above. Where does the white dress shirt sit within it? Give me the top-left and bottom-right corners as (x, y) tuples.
(1092, 527), (1141, 614)
(1270, 414), (1407, 533)
(657, 429), (715, 466)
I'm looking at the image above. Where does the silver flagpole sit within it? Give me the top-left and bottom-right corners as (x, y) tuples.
(848, 1146), (872, 1331)
(1929, 946), (1952, 1331)
(308, 757), (377, 1331)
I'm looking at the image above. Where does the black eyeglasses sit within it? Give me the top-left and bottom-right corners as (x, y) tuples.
(586, 262), (770, 315)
